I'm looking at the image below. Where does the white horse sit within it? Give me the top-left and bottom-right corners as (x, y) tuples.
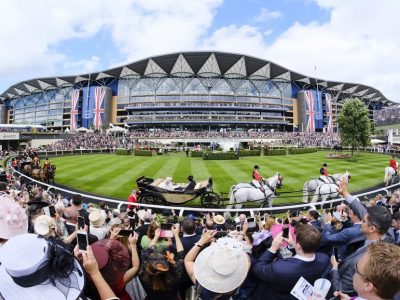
(302, 173), (348, 203)
(384, 163), (399, 186)
(311, 172), (350, 205)
(227, 173), (283, 209)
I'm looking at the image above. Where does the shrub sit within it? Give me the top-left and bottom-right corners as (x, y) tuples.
(191, 151), (203, 157)
(202, 151), (239, 160)
(116, 149), (131, 155)
(264, 149), (287, 156)
(134, 150), (154, 156)
(289, 148), (318, 154)
(239, 150), (261, 157)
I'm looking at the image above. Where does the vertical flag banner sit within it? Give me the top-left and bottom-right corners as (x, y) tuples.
(325, 93), (334, 133)
(70, 89), (80, 131)
(315, 91), (323, 129)
(304, 91), (315, 133)
(93, 87), (106, 130)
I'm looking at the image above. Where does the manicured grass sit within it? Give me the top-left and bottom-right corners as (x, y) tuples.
(50, 151), (391, 205)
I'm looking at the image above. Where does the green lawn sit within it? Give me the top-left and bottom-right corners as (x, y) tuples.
(50, 151), (390, 205)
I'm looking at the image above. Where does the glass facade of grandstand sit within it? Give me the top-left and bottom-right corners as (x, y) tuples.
(0, 52), (393, 132)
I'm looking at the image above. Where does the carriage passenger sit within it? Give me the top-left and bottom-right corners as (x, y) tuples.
(185, 175), (196, 191)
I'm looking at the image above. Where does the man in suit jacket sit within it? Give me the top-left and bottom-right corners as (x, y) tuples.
(321, 208), (363, 259)
(171, 217), (201, 300)
(391, 211), (400, 245)
(252, 224), (330, 300)
(329, 179), (394, 296)
(334, 243), (400, 300)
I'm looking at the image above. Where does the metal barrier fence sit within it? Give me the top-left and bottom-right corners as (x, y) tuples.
(9, 163), (400, 218)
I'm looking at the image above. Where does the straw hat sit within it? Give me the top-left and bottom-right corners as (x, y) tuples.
(89, 209), (105, 228)
(194, 237), (249, 293)
(213, 214), (225, 225)
(0, 195), (28, 240)
(0, 234), (85, 300)
(34, 215), (56, 236)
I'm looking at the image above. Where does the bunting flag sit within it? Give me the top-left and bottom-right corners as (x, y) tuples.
(304, 90), (315, 133)
(93, 87), (106, 130)
(325, 93), (334, 133)
(70, 89), (80, 131)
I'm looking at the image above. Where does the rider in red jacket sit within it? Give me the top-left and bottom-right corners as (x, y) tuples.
(389, 156), (398, 175)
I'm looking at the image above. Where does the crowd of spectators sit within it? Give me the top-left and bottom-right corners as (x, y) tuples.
(36, 130), (342, 152)
(0, 162), (400, 299)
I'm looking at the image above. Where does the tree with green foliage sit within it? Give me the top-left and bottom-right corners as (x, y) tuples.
(337, 98), (371, 157)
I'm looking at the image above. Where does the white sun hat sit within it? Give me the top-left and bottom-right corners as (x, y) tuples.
(34, 215), (56, 236)
(0, 234), (85, 300)
(194, 237), (250, 293)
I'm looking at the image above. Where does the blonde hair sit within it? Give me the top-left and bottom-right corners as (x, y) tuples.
(364, 243), (400, 299)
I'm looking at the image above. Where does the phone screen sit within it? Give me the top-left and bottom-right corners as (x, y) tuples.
(77, 232), (88, 251)
(49, 206), (56, 218)
(78, 217), (85, 229)
(119, 229), (133, 237)
(282, 226), (289, 238)
(333, 247), (339, 261)
(236, 225), (241, 231)
(215, 231), (227, 239)
(161, 223), (173, 230)
(247, 217), (255, 223)
(129, 218), (136, 229)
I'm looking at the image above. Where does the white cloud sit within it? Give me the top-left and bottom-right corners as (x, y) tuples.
(1, 0), (399, 104)
(255, 8), (282, 22)
(203, 1), (400, 102)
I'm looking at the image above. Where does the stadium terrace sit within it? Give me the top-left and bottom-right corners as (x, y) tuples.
(0, 52), (395, 132)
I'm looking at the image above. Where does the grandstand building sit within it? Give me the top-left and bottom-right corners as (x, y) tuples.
(0, 52), (395, 132)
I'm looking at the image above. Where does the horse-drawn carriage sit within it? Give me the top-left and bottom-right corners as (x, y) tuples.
(20, 161), (56, 183)
(136, 176), (222, 208)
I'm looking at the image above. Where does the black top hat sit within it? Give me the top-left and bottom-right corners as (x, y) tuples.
(254, 165), (260, 169)
(27, 199), (50, 207)
(187, 175), (194, 181)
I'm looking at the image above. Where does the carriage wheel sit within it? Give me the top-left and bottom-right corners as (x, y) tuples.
(200, 192), (221, 208)
(138, 193), (166, 213)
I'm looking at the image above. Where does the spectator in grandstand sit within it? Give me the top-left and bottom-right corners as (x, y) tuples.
(0, 195), (28, 247)
(321, 208), (363, 260)
(170, 217), (201, 299)
(139, 226), (184, 300)
(63, 194), (83, 226)
(390, 211), (400, 245)
(333, 243), (400, 300)
(0, 233), (86, 300)
(330, 178), (394, 296)
(26, 197), (49, 233)
(141, 222), (169, 252)
(86, 238), (131, 299)
(88, 209), (109, 240)
(185, 231), (250, 300)
(251, 224), (330, 300)
(307, 209), (321, 229)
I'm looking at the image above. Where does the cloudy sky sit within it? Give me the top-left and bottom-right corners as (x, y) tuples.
(1, 0), (399, 102)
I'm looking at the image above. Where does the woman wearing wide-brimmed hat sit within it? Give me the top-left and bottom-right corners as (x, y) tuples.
(185, 231), (251, 300)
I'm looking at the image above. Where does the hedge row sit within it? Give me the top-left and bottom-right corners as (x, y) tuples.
(134, 150), (154, 156)
(191, 151), (204, 157)
(116, 149), (131, 155)
(289, 148), (318, 154)
(264, 149), (287, 156)
(239, 150), (261, 157)
(202, 152), (239, 160)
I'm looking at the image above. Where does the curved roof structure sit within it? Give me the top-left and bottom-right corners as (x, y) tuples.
(0, 51), (394, 106)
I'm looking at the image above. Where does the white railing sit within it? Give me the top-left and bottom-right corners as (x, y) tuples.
(9, 164), (400, 217)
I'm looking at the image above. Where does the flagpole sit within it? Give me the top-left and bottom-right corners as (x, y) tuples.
(314, 65), (319, 133)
